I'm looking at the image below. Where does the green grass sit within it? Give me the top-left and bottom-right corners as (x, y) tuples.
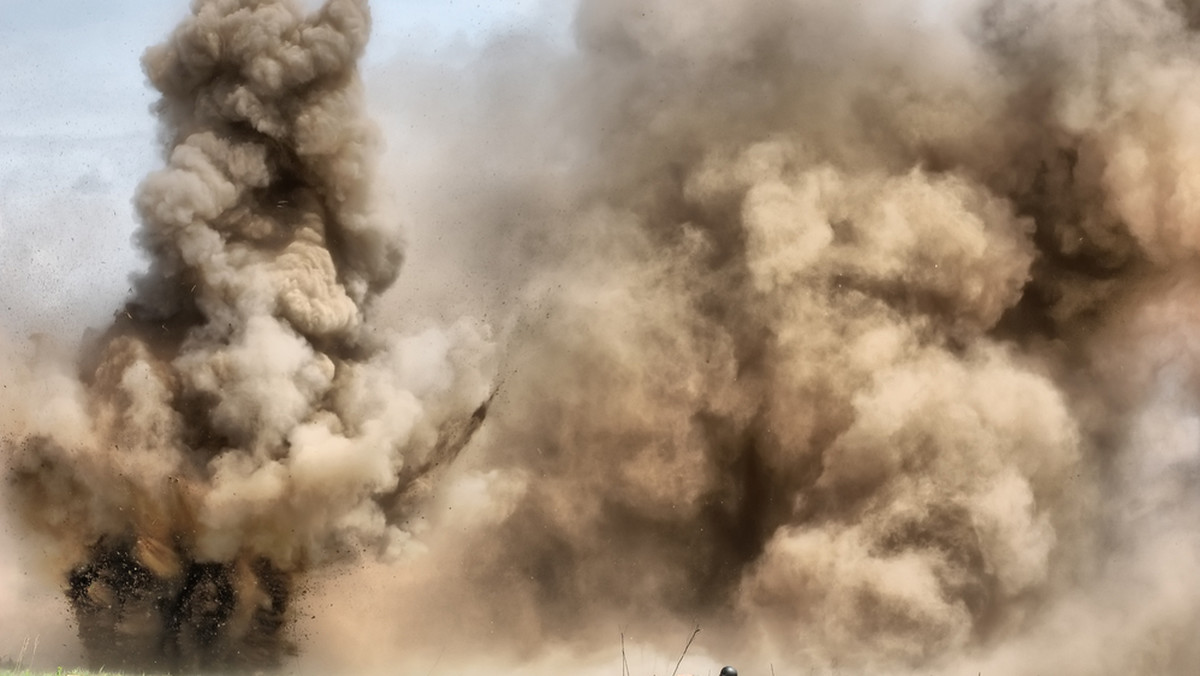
(3, 670), (89, 676)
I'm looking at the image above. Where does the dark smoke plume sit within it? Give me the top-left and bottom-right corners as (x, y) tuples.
(4, 0), (491, 671)
(8, 0), (1200, 674)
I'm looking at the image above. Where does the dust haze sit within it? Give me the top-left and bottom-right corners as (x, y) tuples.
(4, 0), (1200, 674)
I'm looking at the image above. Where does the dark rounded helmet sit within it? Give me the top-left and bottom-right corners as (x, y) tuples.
(719, 667), (738, 676)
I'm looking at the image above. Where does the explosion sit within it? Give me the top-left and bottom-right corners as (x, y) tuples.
(6, 0), (1200, 674)
(4, 0), (490, 670)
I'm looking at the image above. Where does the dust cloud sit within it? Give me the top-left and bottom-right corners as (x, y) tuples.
(3, 0), (491, 671)
(5, 0), (1200, 674)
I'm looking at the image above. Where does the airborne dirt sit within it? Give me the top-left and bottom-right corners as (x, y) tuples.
(4, 0), (489, 671)
(6, 0), (1200, 675)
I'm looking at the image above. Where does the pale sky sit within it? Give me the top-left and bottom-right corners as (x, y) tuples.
(0, 0), (558, 334)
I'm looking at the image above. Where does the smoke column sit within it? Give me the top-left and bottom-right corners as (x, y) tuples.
(3, 0), (491, 671)
(8, 0), (1200, 674)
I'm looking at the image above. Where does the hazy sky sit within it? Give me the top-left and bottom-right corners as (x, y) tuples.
(0, 0), (555, 334)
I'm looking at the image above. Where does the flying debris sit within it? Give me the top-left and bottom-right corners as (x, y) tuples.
(64, 537), (290, 672)
(8, 0), (1200, 674)
(4, 0), (492, 671)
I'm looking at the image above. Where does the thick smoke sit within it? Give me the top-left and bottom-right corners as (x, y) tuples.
(305, 0), (1200, 673)
(3, 0), (491, 671)
(8, 0), (1200, 674)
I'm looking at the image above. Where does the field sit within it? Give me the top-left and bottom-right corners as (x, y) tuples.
(1, 671), (153, 676)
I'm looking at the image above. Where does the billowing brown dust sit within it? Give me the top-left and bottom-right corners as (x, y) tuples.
(4, 0), (489, 671)
(5, 0), (1200, 674)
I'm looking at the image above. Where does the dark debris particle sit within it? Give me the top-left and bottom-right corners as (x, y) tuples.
(67, 537), (294, 674)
